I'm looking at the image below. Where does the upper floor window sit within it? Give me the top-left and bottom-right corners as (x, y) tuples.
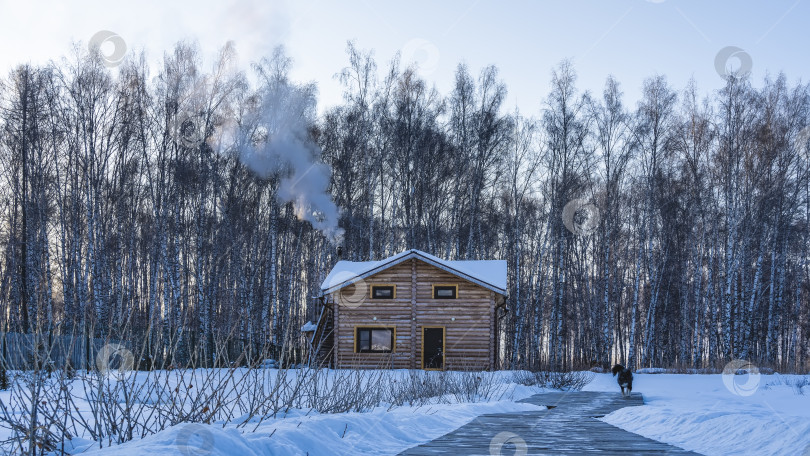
(432, 284), (458, 299)
(370, 284), (396, 299)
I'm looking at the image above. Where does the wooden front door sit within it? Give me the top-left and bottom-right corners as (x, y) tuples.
(422, 327), (444, 369)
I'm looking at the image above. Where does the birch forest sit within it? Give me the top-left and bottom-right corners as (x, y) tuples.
(1, 41), (809, 373)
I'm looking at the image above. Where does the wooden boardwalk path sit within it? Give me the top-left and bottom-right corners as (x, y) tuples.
(399, 391), (698, 455)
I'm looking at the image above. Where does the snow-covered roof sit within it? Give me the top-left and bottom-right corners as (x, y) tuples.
(301, 321), (318, 332)
(319, 249), (507, 296)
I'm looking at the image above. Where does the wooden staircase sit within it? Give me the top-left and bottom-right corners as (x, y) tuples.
(308, 305), (334, 367)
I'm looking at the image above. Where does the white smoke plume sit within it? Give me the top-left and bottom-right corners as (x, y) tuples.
(237, 53), (344, 243)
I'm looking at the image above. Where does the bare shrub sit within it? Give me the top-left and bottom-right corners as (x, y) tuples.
(0, 363), (7, 391)
(303, 367), (389, 413)
(387, 370), (448, 407)
(764, 375), (810, 395)
(385, 369), (507, 408)
(511, 370), (539, 387)
(0, 327), (513, 455)
(511, 370), (594, 391)
(446, 370), (504, 402)
(548, 371), (593, 390)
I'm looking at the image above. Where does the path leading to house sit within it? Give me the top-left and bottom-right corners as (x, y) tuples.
(399, 391), (699, 455)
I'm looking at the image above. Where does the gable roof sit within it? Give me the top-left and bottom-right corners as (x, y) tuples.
(319, 249), (507, 296)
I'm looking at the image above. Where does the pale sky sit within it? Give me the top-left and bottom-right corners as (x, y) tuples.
(1, 0), (808, 114)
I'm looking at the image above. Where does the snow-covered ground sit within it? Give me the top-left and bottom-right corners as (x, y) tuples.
(588, 372), (810, 456)
(74, 371), (542, 456)
(86, 371), (810, 455)
(0, 368), (542, 455)
(3, 369), (808, 455)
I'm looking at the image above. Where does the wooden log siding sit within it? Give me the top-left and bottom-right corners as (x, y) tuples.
(333, 261), (414, 369)
(410, 259), (417, 369)
(490, 291), (495, 369)
(329, 259), (496, 371)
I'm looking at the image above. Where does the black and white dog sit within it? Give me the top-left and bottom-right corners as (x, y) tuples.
(611, 364), (633, 397)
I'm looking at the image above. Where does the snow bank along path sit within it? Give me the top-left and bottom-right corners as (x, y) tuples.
(86, 399), (541, 456)
(586, 373), (810, 456)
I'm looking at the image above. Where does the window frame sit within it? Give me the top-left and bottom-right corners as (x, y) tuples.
(354, 326), (396, 353)
(369, 283), (397, 300)
(432, 284), (459, 299)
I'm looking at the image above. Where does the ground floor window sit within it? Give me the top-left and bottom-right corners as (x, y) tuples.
(355, 327), (395, 353)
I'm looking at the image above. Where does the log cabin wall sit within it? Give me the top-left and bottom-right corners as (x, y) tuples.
(333, 260), (414, 369)
(331, 258), (495, 371)
(414, 261), (493, 371)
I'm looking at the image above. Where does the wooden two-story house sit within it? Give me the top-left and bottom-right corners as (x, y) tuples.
(306, 249), (507, 371)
